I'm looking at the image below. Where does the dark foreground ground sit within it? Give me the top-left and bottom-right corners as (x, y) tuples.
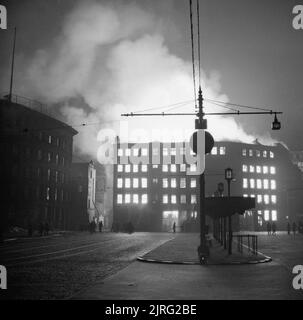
(0, 232), (172, 299)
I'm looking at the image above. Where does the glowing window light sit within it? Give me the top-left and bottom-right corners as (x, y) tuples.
(272, 210), (277, 221)
(133, 178), (139, 188)
(117, 178), (123, 188)
(163, 178), (168, 188)
(125, 194), (131, 204)
(257, 179), (262, 189)
(152, 148), (159, 156)
(171, 195), (177, 204)
(162, 165), (168, 172)
(180, 195), (186, 204)
(118, 149), (123, 156)
(256, 150), (261, 157)
(242, 149), (247, 156)
(117, 194), (123, 204)
(243, 194), (248, 197)
(250, 194), (255, 198)
(171, 178), (177, 188)
(256, 166), (261, 173)
(163, 194), (168, 204)
(125, 149), (131, 156)
(258, 215), (263, 226)
(163, 148), (168, 156)
(180, 178), (186, 188)
(142, 194), (148, 204)
(242, 165), (248, 172)
(190, 164), (197, 172)
(219, 146), (226, 155)
(141, 178), (147, 188)
(270, 151), (274, 158)
(180, 164), (186, 172)
(271, 180), (276, 190)
(263, 179), (269, 189)
(191, 195), (197, 204)
(142, 165), (148, 172)
(270, 166), (276, 174)
(190, 178), (197, 188)
(263, 150), (267, 158)
(271, 195), (277, 204)
(133, 165), (138, 173)
(249, 165), (255, 173)
(263, 166), (268, 174)
(142, 148), (148, 156)
(249, 149), (253, 156)
(211, 147), (218, 155)
(243, 178), (248, 189)
(133, 194), (139, 204)
(171, 164), (177, 172)
(171, 148), (176, 156)
(125, 178), (131, 188)
(264, 194), (269, 204)
(264, 210), (270, 221)
(250, 179), (255, 189)
(257, 195), (262, 203)
(125, 165), (131, 173)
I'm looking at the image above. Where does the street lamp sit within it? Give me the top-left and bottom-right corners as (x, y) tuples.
(225, 168), (233, 254)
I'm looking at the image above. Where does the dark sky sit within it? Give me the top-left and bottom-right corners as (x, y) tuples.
(0, 0), (302, 150)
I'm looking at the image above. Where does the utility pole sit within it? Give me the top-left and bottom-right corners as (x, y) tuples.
(9, 27), (17, 103)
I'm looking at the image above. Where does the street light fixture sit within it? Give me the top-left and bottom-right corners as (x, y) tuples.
(225, 168), (233, 254)
(272, 113), (281, 130)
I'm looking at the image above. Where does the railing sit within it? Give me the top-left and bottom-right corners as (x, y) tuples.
(234, 234), (258, 255)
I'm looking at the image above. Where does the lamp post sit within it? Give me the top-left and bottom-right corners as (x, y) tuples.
(225, 167), (233, 255)
(217, 182), (224, 244)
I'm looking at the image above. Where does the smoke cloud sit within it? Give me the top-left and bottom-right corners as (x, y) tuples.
(14, 0), (278, 159)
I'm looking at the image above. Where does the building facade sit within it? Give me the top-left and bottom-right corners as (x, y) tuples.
(0, 97), (78, 233)
(70, 161), (96, 230)
(113, 140), (303, 232)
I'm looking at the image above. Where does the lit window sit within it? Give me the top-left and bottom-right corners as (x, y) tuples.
(171, 195), (177, 204)
(133, 178), (139, 188)
(257, 179), (262, 189)
(141, 178), (147, 188)
(190, 178), (196, 188)
(125, 149), (131, 156)
(263, 150), (267, 158)
(256, 150), (261, 157)
(264, 194), (269, 205)
(264, 210), (270, 221)
(171, 178), (177, 188)
(117, 194), (123, 204)
(171, 164), (177, 172)
(46, 187), (50, 200)
(152, 165), (158, 169)
(48, 152), (51, 162)
(142, 165), (148, 172)
(270, 166), (276, 174)
(48, 135), (52, 144)
(180, 195), (186, 204)
(257, 195), (262, 203)
(142, 148), (148, 156)
(163, 178), (168, 188)
(242, 149), (247, 156)
(263, 166), (268, 174)
(125, 194), (131, 204)
(249, 149), (253, 157)
(163, 148), (168, 156)
(243, 194), (248, 197)
(219, 146), (226, 155)
(133, 194), (139, 204)
(270, 151), (274, 158)
(117, 178), (123, 188)
(47, 169), (51, 181)
(180, 178), (186, 188)
(249, 165), (255, 173)
(271, 195), (277, 204)
(211, 147), (218, 155)
(242, 165), (248, 172)
(133, 148), (139, 156)
(118, 149), (123, 156)
(272, 210), (277, 221)
(142, 194), (148, 204)
(250, 194), (255, 198)
(125, 178), (131, 188)
(171, 148), (176, 156)
(125, 165), (131, 173)
(256, 166), (261, 174)
(243, 178), (248, 189)
(133, 165), (138, 173)
(270, 180), (276, 190)
(152, 148), (159, 156)
(163, 195), (168, 204)
(162, 165), (168, 172)
(180, 164), (186, 172)
(190, 164), (197, 172)
(263, 179), (269, 189)
(191, 195), (197, 204)
(153, 178), (158, 184)
(117, 165), (123, 172)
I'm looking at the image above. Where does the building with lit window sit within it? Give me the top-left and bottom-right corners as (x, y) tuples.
(113, 139), (303, 232)
(0, 96), (77, 233)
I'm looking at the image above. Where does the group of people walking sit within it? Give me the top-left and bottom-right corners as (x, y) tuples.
(89, 220), (103, 233)
(267, 221), (300, 236)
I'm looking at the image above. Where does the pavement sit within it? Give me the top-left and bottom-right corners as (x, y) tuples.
(74, 232), (303, 300)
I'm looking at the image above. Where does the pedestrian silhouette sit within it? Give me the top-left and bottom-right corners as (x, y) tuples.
(100, 221), (103, 232)
(287, 222), (291, 235)
(292, 222), (297, 235)
(266, 222), (271, 235)
(173, 222), (176, 233)
(272, 222), (276, 235)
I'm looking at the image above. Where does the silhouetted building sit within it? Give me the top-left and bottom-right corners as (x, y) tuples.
(0, 96), (77, 233)
(70, 161), (96, 230)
